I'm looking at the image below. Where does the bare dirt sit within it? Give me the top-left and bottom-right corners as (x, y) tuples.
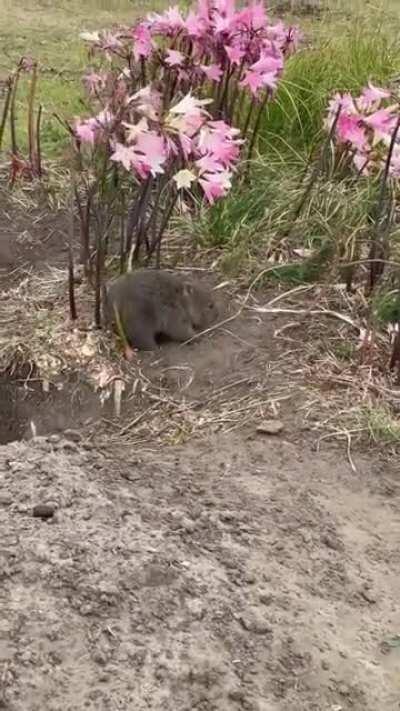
(1, 196), (400, 711)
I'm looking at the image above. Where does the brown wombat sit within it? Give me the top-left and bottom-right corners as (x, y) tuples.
(103, 269), (218, 351)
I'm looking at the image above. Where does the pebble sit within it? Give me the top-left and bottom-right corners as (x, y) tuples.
(256, 420), (284, 435)
(228, 689), (246, 702)
(239, 609), (272, 635)
(32, 504), (55, 520)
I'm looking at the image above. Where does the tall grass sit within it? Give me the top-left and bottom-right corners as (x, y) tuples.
(262, 22), (400, 155)
(198, 8), (400, 292)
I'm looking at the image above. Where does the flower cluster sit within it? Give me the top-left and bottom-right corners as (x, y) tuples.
(75, 89), (242, 203)
(70, 0), (298, 267)
(74, 0), (299, 204)
(81, 0), (298, 103)
(326, 83), (400, 177)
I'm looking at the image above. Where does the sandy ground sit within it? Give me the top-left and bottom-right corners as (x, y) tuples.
(1, 193), (400, 711)
(0, 430), (399, 711)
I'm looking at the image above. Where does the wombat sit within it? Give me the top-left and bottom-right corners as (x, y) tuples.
(103, 269), (218, 351)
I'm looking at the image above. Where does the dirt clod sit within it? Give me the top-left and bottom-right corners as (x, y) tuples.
(32, 504), (55, 519)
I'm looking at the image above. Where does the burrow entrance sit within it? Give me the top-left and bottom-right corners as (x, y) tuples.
(0, 369), (103, 445)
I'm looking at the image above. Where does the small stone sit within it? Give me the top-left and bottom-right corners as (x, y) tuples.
(0, 493), (13, 506)
(321, 534), (341, 551)
(239, 609), (272, 635)
(256, 420), (284, 436)
(321, 659), (330, 671)
(32, 504), (55, 520)
(228, 689), (245, 702)
(259, 591), (273, 606)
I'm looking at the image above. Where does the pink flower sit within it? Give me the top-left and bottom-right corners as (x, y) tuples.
(325, 92), (357, 131)
(83, 71), (107, 95)
(198, 129), (241, 167)
(185, 11), (206, 36)
(251, 53), (283, 76)
(148, 5), (184, 35)
(201, 63), (223, 81)
(167, 93), (211, 137)
(132, 24), (153, 60)
(165, 49), (185, 67)
(224, 44), (246, 66)
(207, 120), (241, 137)
(240, 70), (266, 96)
(74, 119), (97, 145)
(234, 2), (266, 31)
(110, 142), (136, 170)
(364, 107), (398, 140)
(111, 132), (168, 178)
(336, 114), (367, 151)
(327, 92), (356, 117)
(133, 131), (168, 177)
(195, 154), (224, 174)
(359, 82), (390, 111)
(129, 86), (162, 121)
(199, 170), (232, 204)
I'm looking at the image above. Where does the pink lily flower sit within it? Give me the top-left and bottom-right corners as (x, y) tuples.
(201, 64), (223, 81)
(165, 49), (185, 67)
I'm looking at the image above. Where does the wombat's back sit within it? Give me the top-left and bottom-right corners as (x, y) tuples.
(103, 270), (195, 349)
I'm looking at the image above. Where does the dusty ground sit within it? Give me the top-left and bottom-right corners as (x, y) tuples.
(1, 195), (400, 710)
(0, 432), (400, 711)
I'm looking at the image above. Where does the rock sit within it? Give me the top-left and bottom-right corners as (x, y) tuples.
(228, 688), (246, 702)
(321, 533), (342, 551)
(256, 420), (284, 435)
(239, 609), (272, 635)
(32, 504), (55, 520)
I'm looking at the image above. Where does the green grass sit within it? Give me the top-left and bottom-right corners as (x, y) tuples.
(262, 24), (400, 155)
(194, 0), (400, 286)
(0, 0), (167, 156)
(364, 404), (400, 445)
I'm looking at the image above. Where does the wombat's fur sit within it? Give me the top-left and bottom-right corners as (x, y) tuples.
(103, 269), (218, 351)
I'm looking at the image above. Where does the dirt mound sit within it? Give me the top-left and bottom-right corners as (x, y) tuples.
(0, 433), (399, 710)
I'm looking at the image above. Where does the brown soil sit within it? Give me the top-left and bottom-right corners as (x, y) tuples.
(0, 196), (399, 711)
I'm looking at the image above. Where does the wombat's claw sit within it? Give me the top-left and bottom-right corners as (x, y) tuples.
(124, 345), (136, 361)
